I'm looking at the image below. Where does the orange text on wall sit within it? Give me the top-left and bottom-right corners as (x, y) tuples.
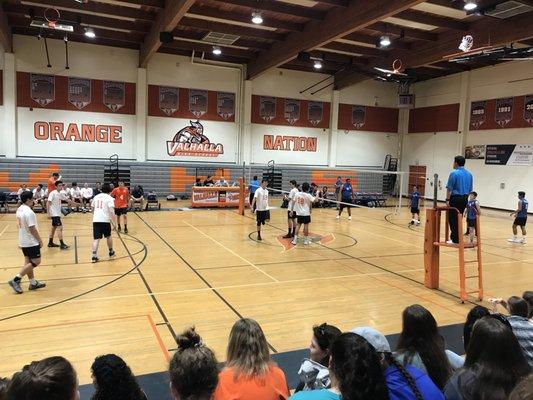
(34, 122), (123, 143)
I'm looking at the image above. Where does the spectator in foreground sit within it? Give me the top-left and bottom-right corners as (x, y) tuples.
(295, 323), (342, 392)
(352, 326), (444, 400)
(290, 332), (389, 400)
(444, 317), (530, 400)
(523, 291), (533, 320)
(7, 356), (79, 400)
(509, 373), (533, 400)
(395, 304), (462, 390)
(91, 354), (146, 400)
(169, 327), (218, 400)
(462, 305), (490, 352)
(0, 377), (10, 400)
(214, 318), (289, 400)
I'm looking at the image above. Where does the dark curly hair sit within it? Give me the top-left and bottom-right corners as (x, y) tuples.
(91, 354), (146, 400)
(169, 327), (219, 400)
(312, 323), (342, 366)
(330, 333), (389, 400)
(0, 377), (10, 400)
(463, 305), (490, 352)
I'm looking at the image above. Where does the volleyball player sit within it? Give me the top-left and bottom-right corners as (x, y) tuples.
(91, 183), (117, 263)
(466, 191), (481, 244)
(410, 185), (421, 225)
(47, 172), (61, 194)
(283, 180), (299, 239)
(291, 182), (318, 246)
(508, 191), (528, 244)
(251, 179), (269, 241)
(8, 191), (45, 294)
(47, 181), (77, 249)
(111, 180), (130, 233)
(337, 178), (354, 220)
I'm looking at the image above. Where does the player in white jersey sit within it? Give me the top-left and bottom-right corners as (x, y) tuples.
(251, 179), (270, 241)
(283, 180), (299, 239)
(81, 182), (94, 211)
(8, 191), (46, 294)
(47, 180), (77, 250)
(91, 183), (118, 263)
(291, 182), (318, 246)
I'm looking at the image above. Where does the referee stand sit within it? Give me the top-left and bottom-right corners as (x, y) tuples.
(424, 174), (484, 303)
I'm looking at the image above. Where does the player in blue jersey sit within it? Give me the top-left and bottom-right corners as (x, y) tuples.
(410, 185), (421, 225)
(466, 191), (481, 244)
(508, 191), (528, 244)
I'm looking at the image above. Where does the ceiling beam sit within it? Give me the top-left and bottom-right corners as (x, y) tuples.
(186, 4), (304, 32)
(425, 0), (464, 10)
(0, 2), (13, 52)
(209, 0), (324, 21)
(246, 0), (427, 79)
(343, 32), (411, 49)
(23, 0), (157, 22)
(139, 0), (196, 67)
(366, 22), (438, 41)
(395, 9), (469, 31)
(321, 41), (387, 58)
(178, 17), (285, 41)
(313, 0), (349, 7)
(120, 0), (165, 8)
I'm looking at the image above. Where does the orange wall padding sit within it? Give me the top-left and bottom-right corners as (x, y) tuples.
(0, 164), (60, 191)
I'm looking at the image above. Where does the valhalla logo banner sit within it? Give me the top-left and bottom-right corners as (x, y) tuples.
(159, 86), (179, 116)
(68, 77), (91, 110)
(103, 81), (125, 112)
(30, 73), (55, 107)
(166, 120), (224, 158)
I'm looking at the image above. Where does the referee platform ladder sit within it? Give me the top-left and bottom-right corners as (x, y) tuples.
(424, 206), (483, 303)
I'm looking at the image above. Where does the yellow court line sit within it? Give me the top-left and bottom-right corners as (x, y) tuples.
(183, 221), (279, 282)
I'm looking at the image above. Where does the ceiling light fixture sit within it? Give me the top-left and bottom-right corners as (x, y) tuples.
(84, 27), (96, 38)
(313, 60), (323, 69)
(379, 35), (391, 48)
(463, 1), (477, 11)
(212, 46), (222, 55)
(251, 12), (263, 24)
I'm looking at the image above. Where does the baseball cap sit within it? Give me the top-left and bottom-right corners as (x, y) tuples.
(350, 326), (391, 353)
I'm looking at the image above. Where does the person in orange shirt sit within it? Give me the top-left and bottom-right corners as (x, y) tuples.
(214, 318), (290, 400)
(47, 172), (61, 194)
(111, 180), (130, 233)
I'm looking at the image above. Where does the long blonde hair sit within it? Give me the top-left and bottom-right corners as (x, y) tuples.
(226, 318), (271, 378)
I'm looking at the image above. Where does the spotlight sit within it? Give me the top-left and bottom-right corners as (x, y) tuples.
(251, 12), (263, 24)
(379, 35), (391, 48)
(463, 1), (477, 10)
(313, 60), (323, 69)
(212, 46), (222, 55)
(84, 27), (96, 38)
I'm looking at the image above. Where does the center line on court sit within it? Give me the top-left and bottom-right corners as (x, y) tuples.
(183, 221), (279, 282)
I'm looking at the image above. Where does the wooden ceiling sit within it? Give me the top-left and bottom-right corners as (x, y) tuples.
(2, 0), (533, 88)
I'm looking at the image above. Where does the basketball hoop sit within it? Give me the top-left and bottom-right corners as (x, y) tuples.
(392, 59), (403, 74)
(44, 8), (60, 28)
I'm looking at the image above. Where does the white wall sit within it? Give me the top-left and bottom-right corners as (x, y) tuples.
(336, 131), (399, 167)
(401, 61), (533, 209)
(0, 47), (5, 156)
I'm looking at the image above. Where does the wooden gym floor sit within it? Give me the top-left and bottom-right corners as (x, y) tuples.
(1, 201), (532, 384)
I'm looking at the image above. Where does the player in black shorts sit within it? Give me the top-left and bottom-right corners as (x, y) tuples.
(251, 179), (270, 241)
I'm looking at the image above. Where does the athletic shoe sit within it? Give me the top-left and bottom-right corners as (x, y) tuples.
(60, 243), (70, 250)
(410, 220), (415, 225)
(48, 242), (60, 248)
(304, 238), (311, 245)
(8, 279), (23, 294)
(28, 281), (46, 291)
(117, 226), (122, 232)
(109, 250), (116, 258)
(124, 227), (128, 234)
(92, 256), (99, 263)
(518, 238), (526, 244)
(336, 215), (340, 219)
(291, 239), (297, 245)
(348, 216), (352, 220)
(282, 233), (293, 239)
(507, 237), (519, 243)
(257, 235), (262, 241)
(446, 240), (454, 244)
(416, 221), (421, 226)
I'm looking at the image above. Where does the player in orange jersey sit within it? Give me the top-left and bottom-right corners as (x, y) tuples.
(111, 180), (130, 233)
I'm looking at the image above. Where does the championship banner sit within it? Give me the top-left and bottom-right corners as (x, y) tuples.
(351, 105), (366, 129)
(495, 97), (513, 128)
(524, 95), (533, 125)
(159, 86), (179, 116)
(68, 77), (91, 110)
(217, 92), (235, 120)
(103, 81), (125, 112)
(465, 145), (486, 159)
(259, 96), (276, 123)
(284, 99), (300, 125)
(189, 89), (208, 118)
(30, 73), (55, 107)
(308, 101), (323, 126)
(469, 101), (486, 130)
(485, 144), (533, 166)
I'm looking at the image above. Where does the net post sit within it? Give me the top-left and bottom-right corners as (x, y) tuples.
(433, 173), (438, 209)
(238, 177), (245, 215)
(396, 171), (404, 214)
(424, 208), (440, 289)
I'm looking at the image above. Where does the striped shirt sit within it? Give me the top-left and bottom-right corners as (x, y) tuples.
(507, 315), (533, 367)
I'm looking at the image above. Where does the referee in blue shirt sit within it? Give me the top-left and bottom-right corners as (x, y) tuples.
(446, 155), (473, 243)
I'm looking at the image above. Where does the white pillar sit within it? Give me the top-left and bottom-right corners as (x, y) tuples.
(3, 52), (16, 158)
(241, 80), (253, 164)
(327, 90), (340, 167)
(457, 71), (471, 153)
(135, 67), (147, 161)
